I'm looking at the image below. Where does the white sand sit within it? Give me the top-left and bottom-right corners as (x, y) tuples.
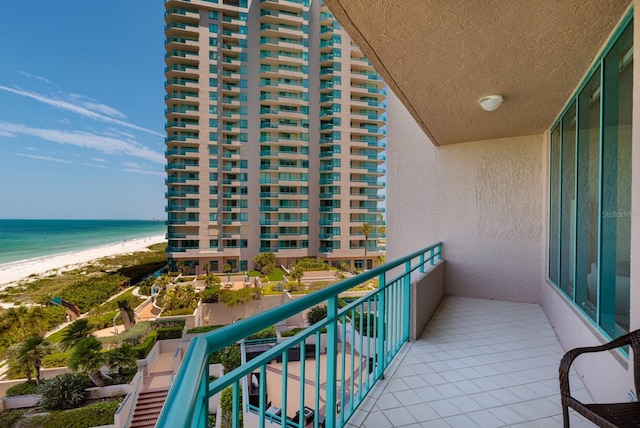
(0, 235), (166, 289)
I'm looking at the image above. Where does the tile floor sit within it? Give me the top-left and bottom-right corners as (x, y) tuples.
(346, 297), (595, 427)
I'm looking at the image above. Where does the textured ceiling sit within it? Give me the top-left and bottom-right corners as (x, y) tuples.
(325, 0), (632, 145)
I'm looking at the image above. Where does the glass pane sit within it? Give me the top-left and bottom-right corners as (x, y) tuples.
(560, 103), (577, 299)
(600, 20), (633, 336)
(575, 69), (601, 322)
(549, 126), (561, 284)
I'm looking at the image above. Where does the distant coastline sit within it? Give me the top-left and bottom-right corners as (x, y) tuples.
(0, 219), (166, 266)
(0, 234), (166, 288)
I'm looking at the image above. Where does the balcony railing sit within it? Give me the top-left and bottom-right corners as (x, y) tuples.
(157, 242), (443, 428)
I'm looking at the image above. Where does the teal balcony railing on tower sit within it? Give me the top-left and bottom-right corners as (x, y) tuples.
(156, 242), (443, 428)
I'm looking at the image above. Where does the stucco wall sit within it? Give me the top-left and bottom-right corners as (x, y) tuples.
(386, 91), (544, 303)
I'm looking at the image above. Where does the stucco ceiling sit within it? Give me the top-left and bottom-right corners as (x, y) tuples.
(325, 0), (632, 145)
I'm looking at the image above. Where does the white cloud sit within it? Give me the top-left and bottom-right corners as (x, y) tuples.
(18, 71), (52, 84)
(0, 86), (163, 137)
(0, 130), (15, 137)
(16, 153), (72, 164)
(69, 93), (126, 119)
(123, 161), (144, 169)
(90, 157), (107, 163)
(0, 122), (165, 164)
(80, 163), (108, 169)
(121, 168), (165, 177)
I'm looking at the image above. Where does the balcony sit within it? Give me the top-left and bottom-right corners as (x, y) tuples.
(156, 242), (592, 427)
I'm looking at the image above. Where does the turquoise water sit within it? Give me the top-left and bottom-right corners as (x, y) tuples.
(0, 219), (166, 266)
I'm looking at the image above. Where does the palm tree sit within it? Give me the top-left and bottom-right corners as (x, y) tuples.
(359, 222), (374, 270)
(60, 319), (92, 351)
(107, 343), (138, 383)
(6, 343), (32, 383)
(290, 265), (304, 286)
(68, 337), (107, 387)
(22, 336), (51, 385)
(4, 307), (31, 342)
(223, 263), (232, 283)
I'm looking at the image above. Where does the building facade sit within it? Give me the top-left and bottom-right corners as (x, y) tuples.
(164, 0), (385, 274)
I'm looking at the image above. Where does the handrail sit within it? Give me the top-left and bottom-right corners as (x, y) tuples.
(157, 242), (442, 427)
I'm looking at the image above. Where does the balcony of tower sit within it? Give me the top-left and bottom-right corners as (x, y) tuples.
(259, 23), (304, 39)
(259, 64), (305, 80)
(259, 51), (305, 67)
(165, 78), (199, 91)
(259, 0), (305, 13)
(259, 9), (304, 26)
(164, 21), (199, 38)
(165, 64), (200, 81)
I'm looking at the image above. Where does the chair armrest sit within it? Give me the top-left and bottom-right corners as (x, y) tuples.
(559, 331), (635, 399)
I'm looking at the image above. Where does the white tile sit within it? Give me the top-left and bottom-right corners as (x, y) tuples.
(413, 386), (445, 402)
(489, 405), (527, 425)
(465, 409), (506, 428)
(428, 399), (463, 418)
(382, 407), (418, 426)
(420, 419), (453, 428)
(393, 389), (425, 406)
(375, 392), (403, 410)
(443, 414), (481, 428)
(363, 410), (393, 428)
(405, 403), (441, 422)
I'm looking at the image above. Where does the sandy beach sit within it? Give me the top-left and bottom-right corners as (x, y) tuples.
(0, 234), (166, 288)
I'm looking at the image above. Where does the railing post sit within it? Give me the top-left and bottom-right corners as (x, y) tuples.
(419, 253), (425, 273)
(377, 272), (386, 380)
(325, 296), (338, 428)
(404, 261), (411, 341)
(198, 364), (209, 428)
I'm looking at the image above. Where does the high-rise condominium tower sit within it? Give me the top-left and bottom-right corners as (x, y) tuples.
(164, 0), (386, 274)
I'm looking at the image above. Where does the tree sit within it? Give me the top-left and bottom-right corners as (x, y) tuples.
(68, 337), (107, 387)
(290, 264), (304, 286)
(223, 263), (232, 282)
(306, 305), (327, 326)
(60, 319), (92, 351)
(156, 274), (173, 287)
(107, 343), (138, 383)
(163, 285), (197, 311)
(22, 336), (51, 385)
(253, 253), (276, 276)
(359, 222), (374, 270)
(176, 260), (186, 275)
(6, 343), (33, 383)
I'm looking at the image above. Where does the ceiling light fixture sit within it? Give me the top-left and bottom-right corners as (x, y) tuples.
(479, 95), (504, 112)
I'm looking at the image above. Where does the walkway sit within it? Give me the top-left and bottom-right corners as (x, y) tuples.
(347, 297), (595, 427)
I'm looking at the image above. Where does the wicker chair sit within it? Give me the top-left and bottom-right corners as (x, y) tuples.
(559, 329), (640, 427)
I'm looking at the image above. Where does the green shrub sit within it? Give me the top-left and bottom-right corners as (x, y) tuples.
(221, 345), (241, 373)
(38, 373), (89, 410)
(61, 274), (128, 312)
(160, 308), (194, 316)
(187, 325), (224, 334)
(0, 409), (25, 428)
(220, 386), (242, 428)
(245, 326), (276, 340)
(133, 331), (157, 359)
(20, 399), (122, 428)
(306, 305), (327, 325)
(294, 258), (329, 271)
(86, 310), (119, 330)
(6, 380), (38, 396)
(100, 321), (152, 348)
(219, 287), (261, 307)
(157, 326), (183, 340)
(42, 352), (70, 368)
(150, 318), (186, 329)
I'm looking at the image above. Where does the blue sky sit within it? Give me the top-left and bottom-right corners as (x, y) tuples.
(0, 1), (166, 219)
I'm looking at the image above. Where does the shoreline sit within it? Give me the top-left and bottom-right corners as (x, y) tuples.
(0, 234), (166, 288)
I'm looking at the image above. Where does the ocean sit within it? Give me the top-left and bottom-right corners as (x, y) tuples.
(0, 219), (166, 266)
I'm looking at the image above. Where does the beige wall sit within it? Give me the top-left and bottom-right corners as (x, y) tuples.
(386, 91), (545, 303)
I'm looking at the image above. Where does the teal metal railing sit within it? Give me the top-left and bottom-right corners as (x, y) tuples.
(157, 242), (442, 428)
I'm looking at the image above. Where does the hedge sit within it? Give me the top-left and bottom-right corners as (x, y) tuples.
(187, 325), (224, 334)
(42, 352), (70, 368)
(16, 399), (122, 428)
(100, 321), (152, 348)
(6, 381), (37, 397)
(133, 330), (157, 359)
(156, 326), (183, 340)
